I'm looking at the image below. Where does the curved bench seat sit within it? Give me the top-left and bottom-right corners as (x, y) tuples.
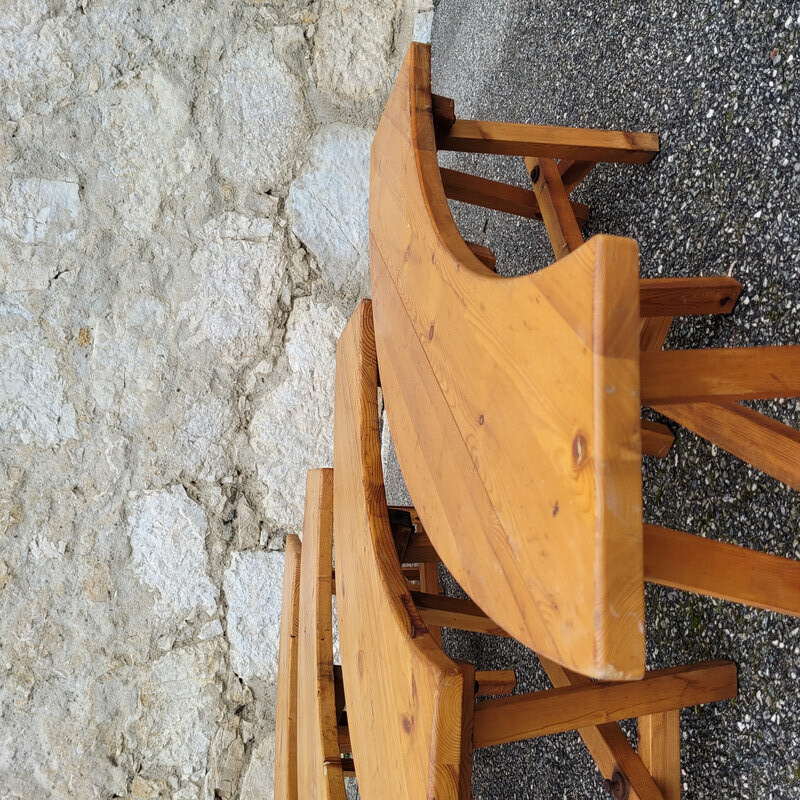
(370, 42), (645, 679)
(333, 300), (472, 798)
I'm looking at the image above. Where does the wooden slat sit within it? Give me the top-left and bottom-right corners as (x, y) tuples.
(411, 591), (510, 637)
(558, 159), (597, 193)
(439, 119), (659, 164)
(651, 400), (800, 491)
(333, 567), (426, 595)
(297, 469), (347, 799)
(465, 241), (497, 272)
(640, 420), (674, 459)
(388, 506), (414, 562)
(639, 711), (681, 800)
(333, 300), (469, 799)
(640, 316), (673, 351)
(475, 670), (516, 697)
(644, 523), (800, 616)
(274, 535), (302, 800)
(472, 661), (736, 749)
(440, 166), (590, 226)
(641, 347), (800, 403)
(526, 156), (584, 260)
(639, 277), (741, 317)
(539, 656), (666, 800)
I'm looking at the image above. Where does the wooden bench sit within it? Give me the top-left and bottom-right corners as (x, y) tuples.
(282, 467), (517, 798)
(332, 300), (737, 800)
(369, 41), (800, 680)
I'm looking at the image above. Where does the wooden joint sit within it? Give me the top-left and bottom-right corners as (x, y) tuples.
(432, 93), (456, 140)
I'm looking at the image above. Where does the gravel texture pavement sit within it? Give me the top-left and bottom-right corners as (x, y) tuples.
(384, 1), (800, 797)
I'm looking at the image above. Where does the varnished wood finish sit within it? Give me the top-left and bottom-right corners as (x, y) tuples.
(418, 562), (443, 646)
(651, 401), (800, 491)
(472, 661), (736, 748)
(370, 43), (645, 680)
(639, 276), (741, 317)
(331, 566), (422, 595)
(465, 241), (497, 272)
(640, 316), (674, 352)
(337, 726), (350, 753)
(440, 166), (590, 225)
(411, 591), (511, 637)
(274, 535), (302, 800)
(539, 656), (667, 800)
(333, 300), (469, 799)
(526, 156), (585, 259)
(644, 523), (800, 616)
(432, 93), (456, 138)
(558, 159), (597, 193)
(297, 469), (347, 800)
(639, 711), (681, 800)
(641, 346), (800, 403)
(474, 670), (517, 696)
(404, 531), (440, 564)
(341, 758), (356, 779)
(439, 120), (659, 163)
(458, 661), (476, 800)
(640, 420), (675, 459)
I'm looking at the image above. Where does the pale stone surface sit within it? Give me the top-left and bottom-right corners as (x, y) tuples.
(0, 0), (422, 794)
(216, 29), (311, 193)
(314, 0), (404, 100)
(128, 485), (218, 620)
(238, 730), (275, 800)
(288, 124), (372, 300)
(138, 641), (224, 781)
(0, 303), (79, 448)
(0, 177), (80, 245)
(223, 551), (285, 694)
(177, 214), (291, 370)
(249, 296), (347, 533)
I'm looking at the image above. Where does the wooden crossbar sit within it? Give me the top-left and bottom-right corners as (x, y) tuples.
(439, 119), (659, 163)
(651, 400), (800, 491)
(539, 656), (667, 800)
(472, 661), (736, 748)
(440, 166), (590, 225)
(411, 591), (510, 637)
(641, 346), (800, 403)
(644, 524), (800, 616)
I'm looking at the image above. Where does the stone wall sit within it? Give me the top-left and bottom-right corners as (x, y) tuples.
(0, 1), (432, 797)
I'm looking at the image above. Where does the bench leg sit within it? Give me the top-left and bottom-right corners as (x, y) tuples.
(526, 155), (585, 260)
(541, 655), (668, 800)
(650, 400), (800, 492)
(639, 710), (681, 800)
(419, 563), (443, 647)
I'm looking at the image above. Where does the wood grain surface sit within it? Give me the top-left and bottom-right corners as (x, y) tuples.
(274, 534), (302, 800)
(297, 469), (347, 800)
(370, 42), (645, 679)
(333, 300), (470, 799)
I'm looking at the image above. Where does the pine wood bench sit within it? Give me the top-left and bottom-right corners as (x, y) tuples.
(332, 300), (737, 800)
(277, 468), (517, 799)
(369, 42), (800, 680)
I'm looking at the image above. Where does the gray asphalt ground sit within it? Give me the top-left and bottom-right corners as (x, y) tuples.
(383, 1), (800, 798)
